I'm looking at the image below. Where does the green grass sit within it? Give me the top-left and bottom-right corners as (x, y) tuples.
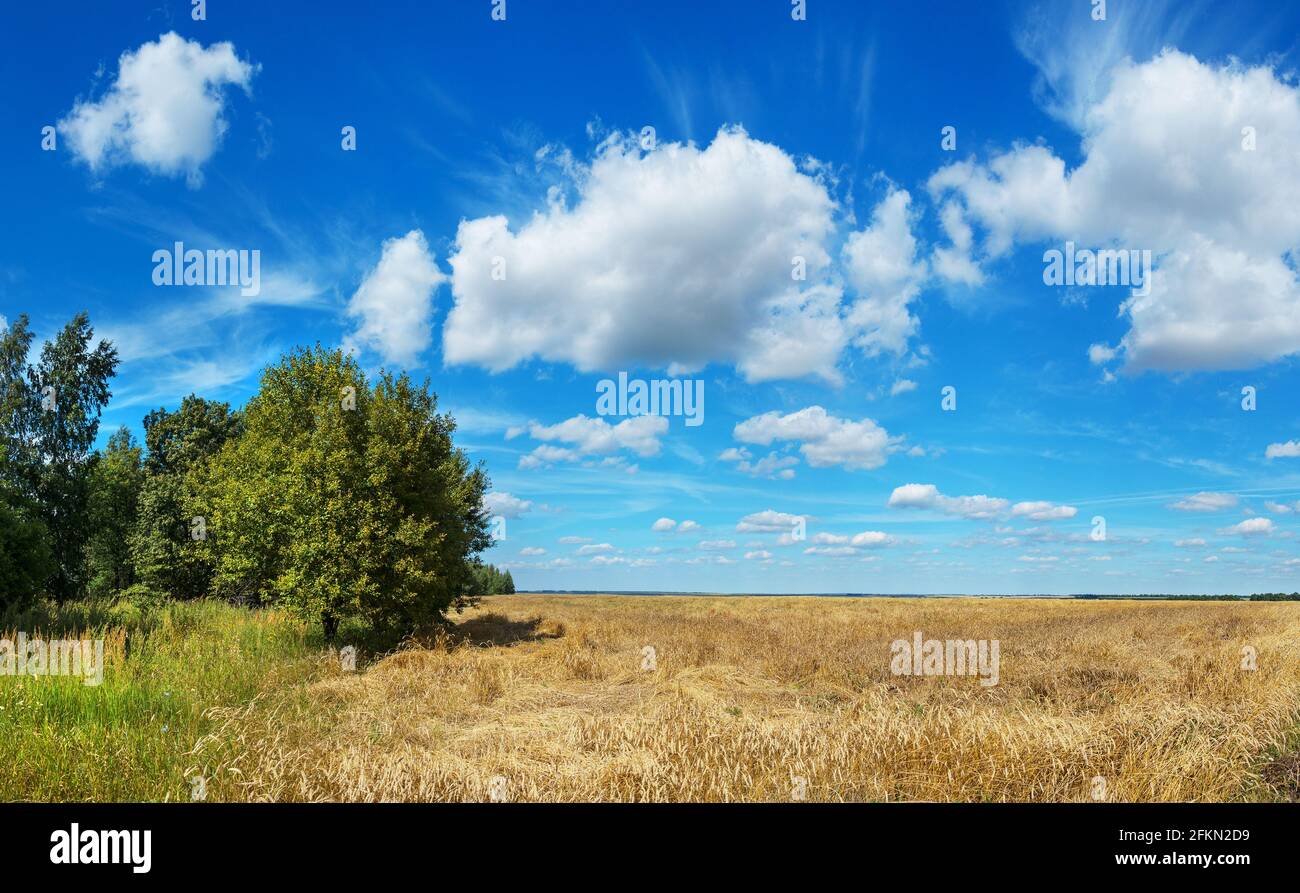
(0, 598), (324, 801)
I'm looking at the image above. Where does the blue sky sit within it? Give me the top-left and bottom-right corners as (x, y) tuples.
(6, 0), (1300, 594)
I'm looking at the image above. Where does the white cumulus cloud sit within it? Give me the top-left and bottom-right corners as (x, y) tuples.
(344, 230), (446, 368)
(577, 543), (617, 555)
(1169, 492), (1239, 513)
(1221, 518), (1274, 537)
(718, 447), (799, 479)
(1010, 500), (1078, 521)
(851, 530), (894, 548)
(443, 126), (844, 382)
(927, 49), (1300, 373)
(483, 492), (532, 519)
(804, 546), (857, 557)
(60, 32), (258, 186)
(651, 517), (699, 533)
(735, 510), (804, 533)
(842, 188), (927, 357)
(887, 483), (1010, 520)
(733, 406), (901, 471)
(442, 127), (930, 383)
(516, 414), (667, 469)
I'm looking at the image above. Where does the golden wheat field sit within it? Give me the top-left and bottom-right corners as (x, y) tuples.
(195, 595), (1300, 803)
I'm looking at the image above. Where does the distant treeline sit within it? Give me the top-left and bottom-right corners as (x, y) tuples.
(1073, 593), (1300, 601)
(472, 562), (515, 595)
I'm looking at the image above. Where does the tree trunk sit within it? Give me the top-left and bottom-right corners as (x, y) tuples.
(322, 611), (338, 641)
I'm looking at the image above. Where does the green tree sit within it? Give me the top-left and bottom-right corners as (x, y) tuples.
(0, 313), (118, 600)
(470, 562), (515, 595)
(85, 427), (145, 598)
(0, 319), (37, 497)
(130, 396), (241, 599)
(0, 497), (54, 612)
(141, 395), (243, 476)
(201, 347), (490, 636)
(471, 563), (493, 595)
(0, 445), (54, 611)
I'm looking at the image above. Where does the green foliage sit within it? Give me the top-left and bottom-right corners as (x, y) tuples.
(201, 346), (491, 636)
(0, 486), (54, 611)
(471, 562), (516, 595)
(0, 598), (321, 801)
(3, 314), (494, 628)
(129, 475), (207, 599)
(141, 395), (243, 476)
(130, 396), (240, 599)
(85, 427), (144, 598)
(0, 313), (118, 599)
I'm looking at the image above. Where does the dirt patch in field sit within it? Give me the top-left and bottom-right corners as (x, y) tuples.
(1261, 750), (1300, 801)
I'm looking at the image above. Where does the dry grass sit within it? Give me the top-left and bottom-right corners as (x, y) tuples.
(195, 595), (1300, 803)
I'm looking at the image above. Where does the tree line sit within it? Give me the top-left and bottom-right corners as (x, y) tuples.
(1, 312), (515, 636)
(1074, 593), (1300, 601)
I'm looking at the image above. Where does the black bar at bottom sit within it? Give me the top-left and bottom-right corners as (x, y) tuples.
(1, 802), (1284, 879)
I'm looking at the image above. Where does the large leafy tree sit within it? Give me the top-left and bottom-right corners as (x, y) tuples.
(201, 346), (491, 636)
(85, 427), (145, 598)
(130, 396), (241, 598)
(0, 313), (118, 600)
